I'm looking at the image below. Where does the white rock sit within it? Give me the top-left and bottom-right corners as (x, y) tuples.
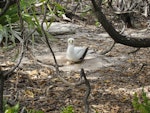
(44, 22), (78, 35)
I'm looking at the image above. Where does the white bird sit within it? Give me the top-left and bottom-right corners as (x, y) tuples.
(66, 38), (88, 63)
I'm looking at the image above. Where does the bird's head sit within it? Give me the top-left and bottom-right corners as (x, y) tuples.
(68, 38), (74, 45)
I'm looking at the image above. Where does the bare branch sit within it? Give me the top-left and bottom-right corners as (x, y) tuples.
(40, 0), (59, 71)
(128, 48), (140, 54)
(0, 1), (24, 112)
(91, 0), (150, 47)
(40, 2), (91, 113)
(80, 68), (91, 113)
(3, 0), (24, 78)
(100, 41), (116, 55)
(3, 44), (24, 79)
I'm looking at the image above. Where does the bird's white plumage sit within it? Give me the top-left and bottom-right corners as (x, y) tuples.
(66, 38), (88, 62)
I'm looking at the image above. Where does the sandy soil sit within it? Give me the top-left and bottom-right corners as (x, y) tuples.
(1, 24), (150, 113)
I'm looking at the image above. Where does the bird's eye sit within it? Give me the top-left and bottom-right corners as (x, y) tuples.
(69, 40), (73, 43)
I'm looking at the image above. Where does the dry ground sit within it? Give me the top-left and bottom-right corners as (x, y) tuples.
(1, 25), (150, 113)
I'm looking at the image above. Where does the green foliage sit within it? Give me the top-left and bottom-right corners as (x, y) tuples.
(50, 2), (65, 17)
(4, 102), (19, 113)
(61, 105), (74, 113)
(132, 89), (150, 113)
(95, 21), (100, 27)
(3, 100), (44, 113)
(0, 0), (47, 47)
(26, 109), (44, 113)
(0, 0), (36, 26)
(0, 5), (18, 26)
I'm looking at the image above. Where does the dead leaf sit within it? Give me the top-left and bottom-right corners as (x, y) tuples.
(39, 71), (48, 77)
(104, 79), (111, 83)
(6, 61), (15, 66)
(29, 70), (38, 75)
(127, 59), (133, 63)
(24, 90), (34, 98)
(74, 73), (80, 78)
(111, 105), (120, 113)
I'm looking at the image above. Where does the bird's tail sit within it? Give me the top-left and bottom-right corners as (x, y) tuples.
(80, 47), (89, 61)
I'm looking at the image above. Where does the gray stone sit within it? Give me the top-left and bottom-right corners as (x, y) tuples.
(44, 22), (78, 35)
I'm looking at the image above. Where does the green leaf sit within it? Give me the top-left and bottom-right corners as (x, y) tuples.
(11, 103), (19, 113)
(142, 89), (148, 105)
(22, 14), (35, 27)
(53, 2), (65, 11)
(139, 104), (149, 113)
(132, 93), (140, 110)
(61, 105), (74, 113)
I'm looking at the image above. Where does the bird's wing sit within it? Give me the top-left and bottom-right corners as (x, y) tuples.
(74, 46), (88, 60)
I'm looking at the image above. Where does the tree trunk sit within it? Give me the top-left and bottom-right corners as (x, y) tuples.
(91, 0), (150, 48)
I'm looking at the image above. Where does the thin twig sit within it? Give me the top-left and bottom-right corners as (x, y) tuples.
(26, 48), (63, 67)
(41, 0), (59, 71)
(40, 1), (83, 86)
(100, 41), (116, 55)
(40, 0), (82, 86)
(3, 0), (25, 78)
(80, 68), (91, 113)
(119, 20), (126, 34)
(0, 0), (24, 112)
(134, 63), (147, 76)
(3, 44), (24, 79)
(128, 48), (140, 54)
(41, 1), (91, 113)
(20, 107), (26, 113)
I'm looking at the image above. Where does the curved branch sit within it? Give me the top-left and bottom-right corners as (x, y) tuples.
(3, 0), (24, 78)
(41, 2), (91, 112)
(91, 0), (150, 48)
(100, 41), (116, 55)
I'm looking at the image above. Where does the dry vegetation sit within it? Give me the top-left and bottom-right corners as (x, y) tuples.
(1, 0), (150, 113)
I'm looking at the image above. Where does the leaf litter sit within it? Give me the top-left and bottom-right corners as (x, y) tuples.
(1, 26), (150, 113)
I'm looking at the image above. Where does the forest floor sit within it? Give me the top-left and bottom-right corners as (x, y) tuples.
(1, 22), (150, 113)
(1, 1), (150, 111)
